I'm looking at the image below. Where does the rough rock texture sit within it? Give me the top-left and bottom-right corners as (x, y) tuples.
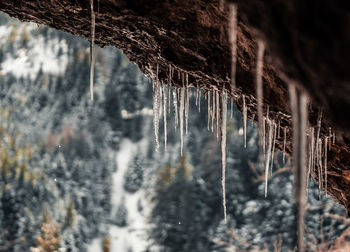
(1, 0), (350, 211)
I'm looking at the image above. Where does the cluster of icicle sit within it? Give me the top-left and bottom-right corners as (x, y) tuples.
(149, 59), (240, 224)
(149, 2), (243, 225)
(146, 3), (336, 251)
(306, 111), (335, 197)
(151, 63), (192, 154)
(256, 47), (336, 252)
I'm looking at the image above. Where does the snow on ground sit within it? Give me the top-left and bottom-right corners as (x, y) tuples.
(0, 22), (68, 78)
(88, 238), (102, 252)
(89, 138), (151, 252)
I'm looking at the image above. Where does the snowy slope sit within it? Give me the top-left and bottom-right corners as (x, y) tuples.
(0, 23), (68, 78)
(88, 139), (152, 252)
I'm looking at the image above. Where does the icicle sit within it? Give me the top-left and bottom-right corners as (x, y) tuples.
(263, 116), (266, 161)
(264, 119), (273, 197)
(324, 137), (328, 196)
(163, 85), (167, 150)
(307, 127), (315, 191)
(216, 90), (220, 139)
(168, 65), (172, 114)
(220, 91), (228, 224)
(317, 138), (323, 198)
(283, 127), (286, 163)
(168, 84), (171, 115)
(270, 122), (277, 175)
(288, 84), (308, 252)
(173, 88), (178, 130)
(207, 91), (211, 131)
(277, 119), (281, 139)
(314, 110), (323, 195)
(185, 73), (189, 135)
(256, 40), (265, 169)
(263, 106), (269, 162)
(333, 132), (336, 144)
(198, 89), (201, 112)
(251, 114), (255, 126)
(179, 88), (185, 154)
(153, 74), (160, 150)
(242, 95), (247, 148)
(212, 91), (215, 132)
(89, 0), (96, 101)
(196, 86), (199, 107)
(314, 110), (322, 175)
(228, 3), (238, 92)
(185, 87), (189, 135)
(230, 97), (233, 119)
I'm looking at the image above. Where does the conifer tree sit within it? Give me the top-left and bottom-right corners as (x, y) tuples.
(30, 211), (62, 252)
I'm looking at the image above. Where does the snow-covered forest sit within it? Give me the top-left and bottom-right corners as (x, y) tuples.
(0, 12), (349, 252)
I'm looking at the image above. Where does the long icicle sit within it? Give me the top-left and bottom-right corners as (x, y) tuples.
(242, 95), (247, 148)
(228, 3), (238, 92)
(264, 106), (269, 161)
(212, 91), (215, 132)
(153, 71), (160, 150)
(317, 139), (323, 199)
(264, 119), (273, 197)
(270, 122), (277, 176)
(307, 127), (315, 192)
(168, 65), (172, 114)
(216, 90), (220, 139)
(256, 40), (266, 170)
(185, 73), (189, 135)
(198, 89), (201, 112)
(220, 91), (228, 224)
(283, 127), (287, 163)
(89, 0), (96, 101)
(315, 110), (323, 194)
(324, 137), (328, 196)
(179, 88), (185, 154)
(207, 91), (211, 131)
(289, 84), (307, 252)
(163, 84), (167, 150)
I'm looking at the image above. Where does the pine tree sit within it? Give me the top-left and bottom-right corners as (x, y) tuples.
(30, 211), (62, 252)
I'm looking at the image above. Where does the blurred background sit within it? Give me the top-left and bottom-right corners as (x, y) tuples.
(0, 12), (348, 252)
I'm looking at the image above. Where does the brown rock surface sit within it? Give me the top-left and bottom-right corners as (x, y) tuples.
(1, 0), (350, 211)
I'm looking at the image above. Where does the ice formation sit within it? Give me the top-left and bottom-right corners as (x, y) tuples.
(283, 127), (286, 163)
(89, 0), (96, 101)
(264, 119), (273, 197)
(242, 95), (247, 148)
(288, 84), (308, 252)
(179, 88), (185, 154)
(152, 66), (161, 150)
(220, 91), (228, 224)
(163, 85), (167, 150)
